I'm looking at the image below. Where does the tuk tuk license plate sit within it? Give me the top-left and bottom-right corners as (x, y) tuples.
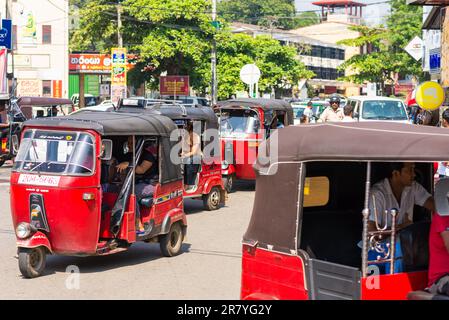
(18, 174), (61, 187)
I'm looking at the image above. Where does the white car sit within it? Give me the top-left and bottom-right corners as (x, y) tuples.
(347, 96), (409, 124)
(69, 103), (115, 115)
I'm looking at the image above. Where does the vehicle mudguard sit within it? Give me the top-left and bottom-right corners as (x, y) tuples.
(203, 176), (225, 195)
(160, 208), (186, 235)
(16, 231), (52, 253)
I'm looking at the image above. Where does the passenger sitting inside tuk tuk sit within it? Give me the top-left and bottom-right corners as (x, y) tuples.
(181, 121), (202, 192)
(367, 162), (435, 274)
(101, 136), (158, 233)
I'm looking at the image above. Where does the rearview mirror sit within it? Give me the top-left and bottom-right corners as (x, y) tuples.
(11, 134), (19, 155)
(100, 139), (113, 161)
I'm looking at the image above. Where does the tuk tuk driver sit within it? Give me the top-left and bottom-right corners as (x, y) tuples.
(116, 137), (158, 231)
(367, 162), (435, 273)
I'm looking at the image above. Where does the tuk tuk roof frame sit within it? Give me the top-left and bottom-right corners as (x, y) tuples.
(22, 110), (177, 137)
(16, 97), (74, 107)
(218, 98), (293, 113)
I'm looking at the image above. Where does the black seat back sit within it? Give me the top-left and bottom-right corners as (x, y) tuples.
(399, 221), (430, 272)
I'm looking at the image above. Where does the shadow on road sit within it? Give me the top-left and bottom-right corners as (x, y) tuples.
(38, 242), (192, 277)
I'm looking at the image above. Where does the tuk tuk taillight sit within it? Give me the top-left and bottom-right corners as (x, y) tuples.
(1, 138), (7, 153)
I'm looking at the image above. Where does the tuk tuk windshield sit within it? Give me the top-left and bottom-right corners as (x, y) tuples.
(13, 130), (95, 175)
(219, 109), (260, 137)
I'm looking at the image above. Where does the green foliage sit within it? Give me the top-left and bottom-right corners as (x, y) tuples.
(70, 0), (313, 97)
(218, 0), (319, 30)
(216, 33), (314, 99)
(337, 0), (423, 93)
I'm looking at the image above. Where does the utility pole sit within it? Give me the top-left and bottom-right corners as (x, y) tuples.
(117, 1), (123, 47)
(211, 0), (217, 105)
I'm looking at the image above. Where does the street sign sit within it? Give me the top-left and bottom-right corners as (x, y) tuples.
(415, 81), (445, 111)
(429, 48), (441, 74)
(404, 36), (423, 61)
(0, 19), (12, 50)
(240, 64), (260, 85)
(160, 76), (189, 96)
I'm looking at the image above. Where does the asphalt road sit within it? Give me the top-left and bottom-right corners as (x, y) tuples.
(0, 163), (255, 299)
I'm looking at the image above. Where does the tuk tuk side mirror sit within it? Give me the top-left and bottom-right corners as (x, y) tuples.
(100, 139), (113, 161)
(11, 134), (19, 155)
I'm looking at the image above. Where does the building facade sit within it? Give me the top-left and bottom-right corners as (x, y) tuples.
(9, 0), (69, 98)
(231, 22), (350, 97)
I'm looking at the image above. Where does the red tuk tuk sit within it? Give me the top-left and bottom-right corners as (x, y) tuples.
(0, 97), (75, 167)
(10, 111), (187, 278)
(241, 122), (449, 300)
(118, 98), (226, 211)
(216, 99), (293, 192)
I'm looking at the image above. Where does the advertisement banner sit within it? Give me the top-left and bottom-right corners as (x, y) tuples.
(0, 48), (8, 95)
(159, 76), (189, 96)
(17, 79), (41, 96)
(20, 9), (37, 44)
(69, 53), (136, 74)
(111, 48), (127, 104)
(52, 80), (62, 98)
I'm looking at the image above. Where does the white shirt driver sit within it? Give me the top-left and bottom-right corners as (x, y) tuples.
(368, 178), (431, 228)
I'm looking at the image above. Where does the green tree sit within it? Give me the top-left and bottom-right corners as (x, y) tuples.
(218, 0), (319, 30)
(216, 33), (314, 99)
(337, 0), (423, 95)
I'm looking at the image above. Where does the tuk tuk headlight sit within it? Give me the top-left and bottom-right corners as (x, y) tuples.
(16, 222), (33, 239)
(222, 160), (229, 170)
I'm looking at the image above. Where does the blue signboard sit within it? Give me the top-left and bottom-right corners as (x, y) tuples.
(429, 48), (441, 74)
(0, 19), (12, 50)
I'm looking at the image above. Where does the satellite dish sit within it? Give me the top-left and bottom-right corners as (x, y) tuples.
(435, 178), (449, 216)
(240, 64), (261, 85)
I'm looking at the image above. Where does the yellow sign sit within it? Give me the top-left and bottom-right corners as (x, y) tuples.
(415, 81), (445, 111)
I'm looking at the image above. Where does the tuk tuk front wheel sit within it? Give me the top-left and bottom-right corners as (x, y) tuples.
(18, 247), (46, 278)
(160, 222), (183, 257)
(203, 186), (221, 211)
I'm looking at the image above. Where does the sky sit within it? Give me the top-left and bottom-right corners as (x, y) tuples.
(294, 0), (391, 26)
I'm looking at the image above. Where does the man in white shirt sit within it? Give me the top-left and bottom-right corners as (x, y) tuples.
(369, 162), (434, 231)
(319, 94), (344, 123)
(367, 162), (435, 273)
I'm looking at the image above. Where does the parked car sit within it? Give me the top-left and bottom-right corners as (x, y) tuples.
(162, 96), (210, 108)
(71, 94), (98, 107)
(347, 96), (409, 123)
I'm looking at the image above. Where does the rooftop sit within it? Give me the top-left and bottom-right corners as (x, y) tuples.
(312, 0), (367, 6)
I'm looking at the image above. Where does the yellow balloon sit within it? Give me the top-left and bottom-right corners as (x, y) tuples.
(415, 81), (445, 111)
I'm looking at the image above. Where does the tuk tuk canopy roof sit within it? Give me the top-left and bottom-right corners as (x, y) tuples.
(218, 98), (292, 112)
(119, 105), (219, 129)
(23, 111), (177, 137)
(255, 121), (449, 172)
(17, 97), (73, 107)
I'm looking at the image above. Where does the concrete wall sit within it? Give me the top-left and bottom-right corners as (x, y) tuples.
(11, 0), (68, 98)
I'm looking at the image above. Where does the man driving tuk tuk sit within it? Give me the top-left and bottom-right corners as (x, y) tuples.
(10, 111), (187, 278)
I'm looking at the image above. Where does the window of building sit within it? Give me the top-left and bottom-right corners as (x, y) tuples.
(42, 25), (52, 44)
(42, 80), (52, 97)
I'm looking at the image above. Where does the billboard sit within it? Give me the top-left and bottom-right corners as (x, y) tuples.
(159, 76), (189, 96)
(111, 48), (127, 104)
(69, 54), (136, 74)
(0, 19), (12, 50)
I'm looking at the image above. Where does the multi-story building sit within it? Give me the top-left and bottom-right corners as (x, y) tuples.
(231, 22), (349, 97)
(7, 0), (69, 98)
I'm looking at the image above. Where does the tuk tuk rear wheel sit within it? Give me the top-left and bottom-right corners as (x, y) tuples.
(160, 222), (183, 257)
(0, 159), (5, 167)
(203, 186), (221, 211)
(18, 247), (46, 278)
